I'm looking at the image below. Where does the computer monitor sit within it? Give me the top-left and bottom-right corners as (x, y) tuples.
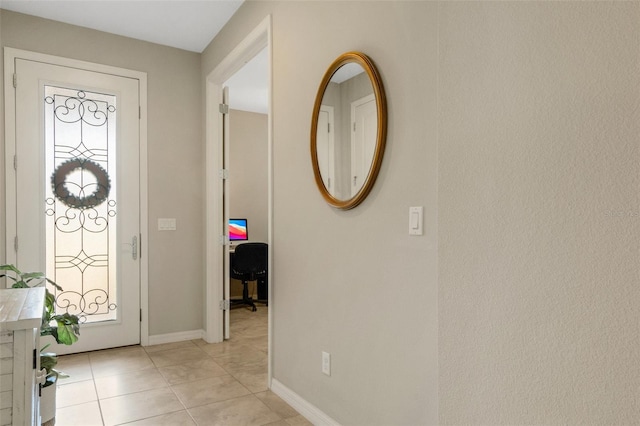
(229, 218), (248, 243)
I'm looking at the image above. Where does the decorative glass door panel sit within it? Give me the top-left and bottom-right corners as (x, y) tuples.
(44, 87), (118, 324)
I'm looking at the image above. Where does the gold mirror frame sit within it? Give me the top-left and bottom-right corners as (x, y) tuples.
(310, 51), (387, 210)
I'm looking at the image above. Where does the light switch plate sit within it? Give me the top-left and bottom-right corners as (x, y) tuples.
(409, 206), (423, 236)
(158, 218), (177, 231)
(322, 351), (331, 376)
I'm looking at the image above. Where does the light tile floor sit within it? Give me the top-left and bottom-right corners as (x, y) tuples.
(54, 306), (310, 426)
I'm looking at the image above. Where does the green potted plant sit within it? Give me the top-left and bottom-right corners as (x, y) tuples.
(0, 264), (80, 425)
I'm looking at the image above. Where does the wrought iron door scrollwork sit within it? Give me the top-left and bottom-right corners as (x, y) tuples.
(55, 288), (115, 322)
(44, 86), (118, 322)
(45, 90), (114, 126)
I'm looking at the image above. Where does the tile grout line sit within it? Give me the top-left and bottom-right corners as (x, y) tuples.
(88, 352), (106, 426)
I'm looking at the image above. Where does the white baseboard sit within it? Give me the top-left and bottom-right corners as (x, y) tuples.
(146, 329), (205, 346)
(270, 378), (340, 426)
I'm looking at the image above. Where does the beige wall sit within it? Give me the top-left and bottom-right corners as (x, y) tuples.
(204, 2), (439, 424)
(0, 8), (4, 266)
(229, 109), (268, 243)
(438, 2), (639, 424)
(205, 1), (639, 425)
(0, 10), (204, 337)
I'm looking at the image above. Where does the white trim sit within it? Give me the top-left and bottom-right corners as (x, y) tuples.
(271, 379), (341, 426)
(146, 329), (204, 346)
(3, 47), (149, 348)
(4, 49), (18, 266)
(265, 17), (275, 390)
(3, 47), (147, 80)
(138, 65), (150, 348)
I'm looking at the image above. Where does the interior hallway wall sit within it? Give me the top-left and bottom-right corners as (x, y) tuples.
(203, 2), (439, 425)
(438, 2), (640, 424)
(0, 10), (204, 337)
(0, 8), (5, 266)
(205, 1), (639, 424)
(229, 109), (268, 244)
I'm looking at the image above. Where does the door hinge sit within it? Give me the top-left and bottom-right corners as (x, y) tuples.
(219, 103), (229, 114)
(219, 300), (230, 311)
(140, 309), (142, 322)
(139, 106), (142, 119)
(14, 236), (18, 253)
(219, 235), (229, 246)
(218, 169), (229, 180)
(353, 122), (356, 132)
(33, 348), (37, 369)
(13, 73), (17, 88)
(13, 155), (17, 171)
(327, 123), (330, 133)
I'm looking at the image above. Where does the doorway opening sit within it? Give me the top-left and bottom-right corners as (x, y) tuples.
(204, 16), (273, 385)
(224, 47), (269, 332)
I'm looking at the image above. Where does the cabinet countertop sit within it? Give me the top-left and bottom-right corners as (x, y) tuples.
(0, 287), (46, 331)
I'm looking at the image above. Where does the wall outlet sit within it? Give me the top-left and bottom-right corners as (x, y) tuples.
(322, 351), (331, 376)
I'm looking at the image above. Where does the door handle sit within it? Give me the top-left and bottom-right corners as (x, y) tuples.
(131, 235), (138, 260)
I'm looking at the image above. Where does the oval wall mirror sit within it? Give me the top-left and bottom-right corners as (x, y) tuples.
(310, 51), (387, 210)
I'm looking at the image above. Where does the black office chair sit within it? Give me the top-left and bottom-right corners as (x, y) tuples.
(230, 242), (267, 312)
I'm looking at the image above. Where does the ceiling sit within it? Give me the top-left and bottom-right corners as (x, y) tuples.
(0, 0), (268, 113)
(0, 0), (244, 52)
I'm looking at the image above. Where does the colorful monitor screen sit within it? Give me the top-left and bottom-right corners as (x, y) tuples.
(229, 218), (248, 241)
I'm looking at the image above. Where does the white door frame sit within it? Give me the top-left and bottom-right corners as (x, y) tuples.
(3, 48), (150, 346)
(204, 15), (273, 382)
(317, 105), (335, 193)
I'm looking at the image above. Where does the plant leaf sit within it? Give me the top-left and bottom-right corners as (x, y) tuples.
(51, 368), (69, 379)
(45, 278), (63, 291)
(55, 324), (80, 345)
(21, 272), (45, 284)
(12, 281), (29, 288)
(40, 352), (58, 373)
(0, 264), (21, 274)
(53, 314), (80, 345)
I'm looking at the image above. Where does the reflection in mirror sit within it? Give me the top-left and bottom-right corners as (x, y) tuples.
(319, 63), (375, 199)
(311, 52), (386, 210)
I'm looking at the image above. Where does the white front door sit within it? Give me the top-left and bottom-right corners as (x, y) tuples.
(6, 53), (142, 354)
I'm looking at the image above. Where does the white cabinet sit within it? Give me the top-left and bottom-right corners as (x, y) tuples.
(0, 288), (45, 426)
